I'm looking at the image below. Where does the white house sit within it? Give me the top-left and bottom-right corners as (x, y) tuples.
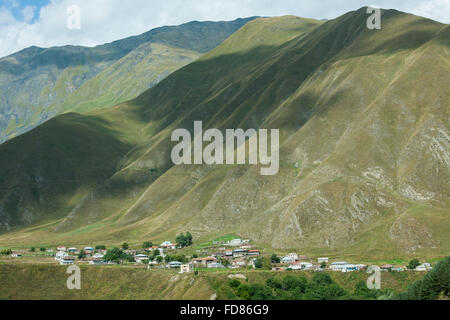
(286, 253), (299, 261)
(228, 239), (242, 246)
(160, 241), (176, 249)
(67, 248), (78, 253)
(60, 256), (75, 265)
(207, 262), (225, 269)
(330, 262), (349, 271)
(135, 254), (148, 262)
(415, 263), (432, 271)
(281, 256), (296, 264)
(93, 253), (105, 259)
(330, 262), (358, 272)
(168, 261), (182, 268)
(11, 252), (22, 258)
(289, 262), (313, 270)
(180, 263), (194, 273)
(55, 251), (68, 261)
(57, 246), (66, 252)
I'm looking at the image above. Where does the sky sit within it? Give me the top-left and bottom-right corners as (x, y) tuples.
(0, 0), (449, 58)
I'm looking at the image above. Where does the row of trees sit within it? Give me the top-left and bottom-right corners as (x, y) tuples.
(228, 273), (386, 300)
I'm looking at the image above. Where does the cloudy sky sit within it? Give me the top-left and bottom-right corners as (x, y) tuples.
(0, 0), (449, 58)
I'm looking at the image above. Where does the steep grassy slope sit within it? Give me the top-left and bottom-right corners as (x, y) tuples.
(0, 18), (255, 143)
(0, 8), (448, 260)
(0, 263), (425, 300)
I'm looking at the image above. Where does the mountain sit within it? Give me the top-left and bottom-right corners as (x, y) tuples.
(0, 8), (448, 260)
(0, 17), (256, 143)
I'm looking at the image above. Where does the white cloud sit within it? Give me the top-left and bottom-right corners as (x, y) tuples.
(21, 5), (35, 23)
(0, 0), (448, 58)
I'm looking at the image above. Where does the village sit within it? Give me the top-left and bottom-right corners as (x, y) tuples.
(1, 236), (434, 274)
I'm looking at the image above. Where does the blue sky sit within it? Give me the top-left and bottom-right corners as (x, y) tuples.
(0, 0), (449, 58)
(1, 0), (49, 23)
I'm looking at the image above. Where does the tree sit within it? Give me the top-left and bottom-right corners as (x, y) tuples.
(270, 253), (280, 264)
(40, 247), (46, 252)
(229, 279), (241, 288)
(176, 232), (194, 248)
(103, 247), (133, 264)
(95, 245), (106, 250)
(266, 277), (283, 290)
(320, 261), (327, 269)
(142, 241), (153, 249)
(30, 247), (35, 252)
(353, 280), (379, 300)
(304, 273), (347, 300)
(249, 283), (274, 300)
(0, 249), (12, 255)
(156, 256), (163, 263)
(408, 259), (420, 270)
(253, 258), (263, 269)
(219, 258), (230, 267)
(121, 242), (129, 250)
(78, 250), (86, 259)
(399, 256), (449, 300)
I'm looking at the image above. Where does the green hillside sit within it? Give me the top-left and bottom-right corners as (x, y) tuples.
(0, 8), (448, 261)
(0, 18), (256, 143)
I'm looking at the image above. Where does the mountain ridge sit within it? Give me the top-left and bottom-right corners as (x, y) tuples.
(0, 8), (448, 260)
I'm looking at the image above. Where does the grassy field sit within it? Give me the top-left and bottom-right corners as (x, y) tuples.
(0, 262), (426, 300)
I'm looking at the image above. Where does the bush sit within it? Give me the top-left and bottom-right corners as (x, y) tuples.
(229, 279), (241, 288)
(95, 245), (106, 250)
(407, 259), (420, 270)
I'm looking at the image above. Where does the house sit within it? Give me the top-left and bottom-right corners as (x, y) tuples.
(207, 262), (225, 269)
(232, 259), (247, 268)
(285, 253), (299, 261)
(180, 263), (194, 273)
(11, 252), (22, 258)
(415, 263), (432, 271)
(289, 262), (314, 270)
(355, 264), (367, 271)
(225, 250), (233, 257)
(228, 239), (242, 246)
(60, 256), (75, 265)
(192, 257), (217, 266)
(318, 257), (329, 264)
(57, 246), (66, 252)
(341, 264), (358, 272)
(89, 258), (105, 265)
(93, 253), (105, 259)
(84, 247), (94, 252)
(67, 248), (78, 254)
(160, 241), (177, 249)
(232, 249), (248, 257)
(247, 250), (260, 256)
(281, 256), (296, 264)
(55, 251), (69, 261)
(135, 254), (148, 262)
(330, 262), (349, 271)
(381, 264), (394, 271)
(391, 267), (404, 272)
(168, 261), (182, 268)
